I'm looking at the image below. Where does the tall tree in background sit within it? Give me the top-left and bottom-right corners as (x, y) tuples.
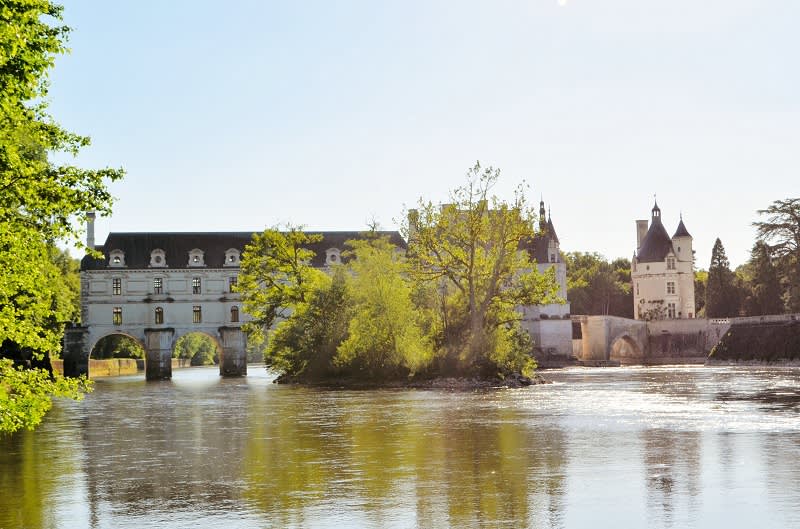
(705, 238), (740, 318)
(565, 252), (632, 317)
(694, 270), (708, 317)
(741, 242), (784, 316)
(0, 1), (123, 433)
(754, 198), (800, 312)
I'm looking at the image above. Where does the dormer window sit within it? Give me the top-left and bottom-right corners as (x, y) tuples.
(224, 248), (240, 267)
(109, 249), (125, 267)
(188, 248), (205, 267)
(150, 248), (167, 267)
(325, 248), (341, 266)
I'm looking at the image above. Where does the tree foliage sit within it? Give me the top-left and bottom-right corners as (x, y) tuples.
(1, 1), (122, 433)
(565, 252), (632, 317)
(239, 226), (326, 353)
(753, 197), (800, 312)
(335, 236), (432, 378)
(740, 242), (783, 316)
(0, 358), (91, 433)
(705, 238), (740, 318)
(406, 162), (560, 376)
(238, 164), (560, 382)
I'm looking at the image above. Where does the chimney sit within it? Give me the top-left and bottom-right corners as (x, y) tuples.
(636, 219), (648, 250)
(86, 212), (96, 248)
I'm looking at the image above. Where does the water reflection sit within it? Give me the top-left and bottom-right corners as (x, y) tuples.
(1, 366), (800, 529)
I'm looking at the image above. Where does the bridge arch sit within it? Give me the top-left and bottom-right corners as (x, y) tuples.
(89, 332), (145, 360)
(609, 333), (644, 365)
(170, 330), (223, 367)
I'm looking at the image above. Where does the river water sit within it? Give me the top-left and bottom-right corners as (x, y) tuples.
(2, 366), (800, 529)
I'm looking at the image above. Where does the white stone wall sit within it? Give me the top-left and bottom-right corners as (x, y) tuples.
(632, 236), (695, 320)
(82, 268), (247, 352)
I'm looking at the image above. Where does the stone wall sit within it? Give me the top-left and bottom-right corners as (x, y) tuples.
(52, 358), (138, 378)
(645, 319), (731, 364)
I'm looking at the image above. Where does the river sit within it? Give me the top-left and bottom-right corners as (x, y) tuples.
(2, 366), (799, 529)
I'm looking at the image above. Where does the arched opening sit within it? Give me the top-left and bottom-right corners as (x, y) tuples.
(172, 332), (221, 367)
(609, 334), (643, 365)
(91, 333), (145, 360)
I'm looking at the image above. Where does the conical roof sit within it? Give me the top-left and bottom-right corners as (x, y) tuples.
(673, 218), (691, 238)
(637, 217), (675, 263)
(546, 216), (559, 244)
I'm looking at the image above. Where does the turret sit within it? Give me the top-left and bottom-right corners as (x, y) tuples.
(671, 214), (693, 262)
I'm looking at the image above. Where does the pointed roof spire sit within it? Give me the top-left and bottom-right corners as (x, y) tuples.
(673, 215), (692, 238)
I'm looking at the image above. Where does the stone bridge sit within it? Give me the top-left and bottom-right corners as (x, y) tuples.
(63, 324), (247, 380)
(577, 315), (648, 365)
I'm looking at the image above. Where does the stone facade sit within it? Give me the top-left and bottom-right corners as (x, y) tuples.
(631, 201), (696, 320)
(77, 222), (405, 379)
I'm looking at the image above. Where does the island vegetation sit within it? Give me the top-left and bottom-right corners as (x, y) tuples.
(239, 164), (562, 385)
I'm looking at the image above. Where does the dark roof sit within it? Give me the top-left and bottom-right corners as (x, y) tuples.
(636, 218), (675, 263)
(81, 231), (407, 271)
(546, 217), (559, 244)
(673, 218), (691, 238)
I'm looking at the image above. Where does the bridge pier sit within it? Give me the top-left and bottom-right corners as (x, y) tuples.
(145, 328), (175, 380)
(62, 325), (90, 378)
(219, 326), (247, 377)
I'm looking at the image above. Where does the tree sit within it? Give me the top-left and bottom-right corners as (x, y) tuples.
(238, 226), (326, 354)
(0, 1), (123, 433)
(754, 198), (800, 312)
(406, 162), (560, 376)
(740, 241), (784, 316)
(565, 252), (632, 317)
(266, 267), (351, 379)
(335, 236), (432, 379)
(173, 334), (219, 366)
(705, 238), (740, 318)
(694, 269), (708, 317)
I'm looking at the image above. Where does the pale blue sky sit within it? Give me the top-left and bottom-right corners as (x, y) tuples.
(50, 0), (799, 268)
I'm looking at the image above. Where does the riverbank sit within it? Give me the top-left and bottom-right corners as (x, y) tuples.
(273, 372), (548, 389)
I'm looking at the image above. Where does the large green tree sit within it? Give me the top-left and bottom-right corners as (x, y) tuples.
(754, 198), (800, 312)
(705, 238), (740, 318)
(335, 236), (432, 378)
(740, 241), (784, 316)
(1, 1), (123, 433)
(406, 162), (560, 376)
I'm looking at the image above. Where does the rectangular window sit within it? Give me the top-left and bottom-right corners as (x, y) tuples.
(155, 307), (164, 324)
(112, 278), (122, 296)
(193, 305), (202, 323)
(229, 276), (237, 292)
(667, 257), (676, 270)
(668, 303), (676, 319)
(667, 281), (675, 295)
(192, 277), (201, 294)
(112, 307), (122, 325)
(153, 277), (163, 295)
(635, 282), (640, 296)
(231, 306), (239, 323)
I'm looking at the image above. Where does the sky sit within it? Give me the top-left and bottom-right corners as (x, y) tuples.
(48, 0), (799, 268)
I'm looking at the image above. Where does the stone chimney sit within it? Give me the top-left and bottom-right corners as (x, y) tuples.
(636, 219), (648, 250)
(86, 212), (96, 248)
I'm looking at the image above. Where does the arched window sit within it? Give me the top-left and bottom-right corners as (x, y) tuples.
(230, 306), (239, 323)
(155, 307), (164, 324)
(188, 248), (205, 267)
(224, 248), (240, 267)
(150, 248), (167, 267)
(109, 249), (125, 267)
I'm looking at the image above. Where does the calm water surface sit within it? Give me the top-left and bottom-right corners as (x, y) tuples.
(2, 366), (800, 529)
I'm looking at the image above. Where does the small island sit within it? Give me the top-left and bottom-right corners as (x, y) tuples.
(237, 165), (563, 388)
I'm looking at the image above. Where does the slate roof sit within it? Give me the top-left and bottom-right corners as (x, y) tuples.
(636, 218), (675, 263)
(673, 218), (691, 238)
(81, 231), (407, 271)
(520, 214), (561, 264)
